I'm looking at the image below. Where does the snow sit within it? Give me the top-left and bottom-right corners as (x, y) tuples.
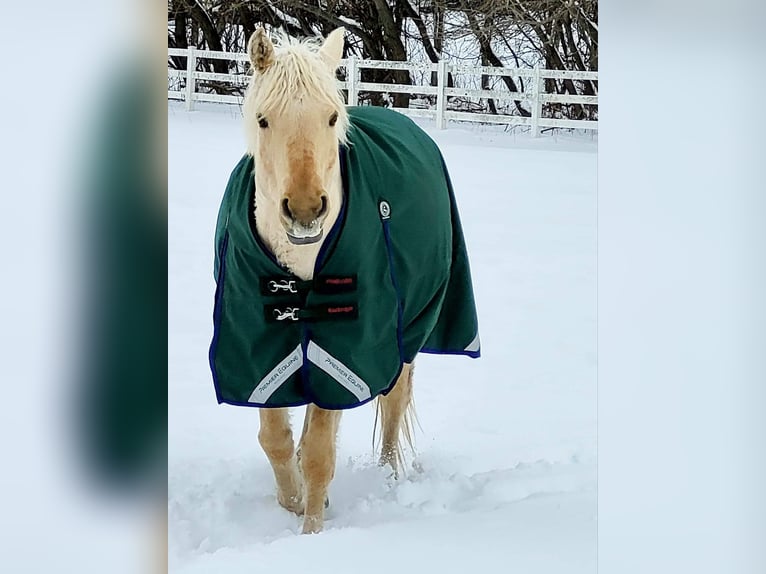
(169, 102), (597, 573)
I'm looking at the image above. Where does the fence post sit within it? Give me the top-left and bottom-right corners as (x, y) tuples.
(436, 59), (447, 129)
(346, 55), (358, 106)
(531, 65), (541, 137)
(185, 46), (196, 112)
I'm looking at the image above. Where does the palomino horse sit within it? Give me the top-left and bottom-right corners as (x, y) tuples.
(211, 27), (479, 535)
(244, 27), (414, 534)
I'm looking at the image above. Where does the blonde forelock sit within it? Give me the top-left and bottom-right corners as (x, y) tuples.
(244, 32), (349, 145)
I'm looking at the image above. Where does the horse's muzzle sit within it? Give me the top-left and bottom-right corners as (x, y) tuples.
(281, 195), (327, 244)
(286, 227), (324, 245)
(285, 219), (324, 245)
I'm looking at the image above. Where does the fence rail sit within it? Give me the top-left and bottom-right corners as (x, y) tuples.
(168, 47), (597, 136)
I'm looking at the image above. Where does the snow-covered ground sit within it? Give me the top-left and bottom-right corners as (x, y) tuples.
(169, 102), (597, 573)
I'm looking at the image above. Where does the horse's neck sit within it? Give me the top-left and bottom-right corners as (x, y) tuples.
(254, 167), (342, 281)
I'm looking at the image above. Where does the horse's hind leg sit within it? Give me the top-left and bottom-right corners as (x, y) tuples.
(378, 363), (414, 476)
(258, 408), (303, 514)
(298, 405), (341, 534)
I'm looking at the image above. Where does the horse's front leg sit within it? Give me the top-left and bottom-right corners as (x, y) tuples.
(299, 405), (341, 534)
(258, 408), (304, 514)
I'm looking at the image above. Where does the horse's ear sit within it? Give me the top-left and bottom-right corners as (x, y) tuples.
(319, 27), (345, 71)
(248, 28), (274, 73)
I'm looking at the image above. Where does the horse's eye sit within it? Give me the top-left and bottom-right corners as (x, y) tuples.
(257, 116), (269, 129)
(329, 112), (338, 127)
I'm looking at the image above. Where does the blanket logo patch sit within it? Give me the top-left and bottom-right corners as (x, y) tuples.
(248, 344), (303, 402)
(307, 341), (372, 402)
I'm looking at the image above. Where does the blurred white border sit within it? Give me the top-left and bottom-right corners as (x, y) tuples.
(599, 2), (766, 573)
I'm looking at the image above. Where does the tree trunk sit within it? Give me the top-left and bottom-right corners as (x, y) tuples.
(169, 1), (188, 70)
(373, 0), (410, 108)
(183, 0), (227, 74)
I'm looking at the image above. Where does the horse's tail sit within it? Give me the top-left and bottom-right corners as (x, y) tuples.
(372, 363), (420, 473)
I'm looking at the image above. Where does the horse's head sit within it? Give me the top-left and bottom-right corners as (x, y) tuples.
(244, 27), (348, 245)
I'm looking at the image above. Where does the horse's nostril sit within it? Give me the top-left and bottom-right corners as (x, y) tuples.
(281, 198), (292, 220)
(317, 195), (328, 218)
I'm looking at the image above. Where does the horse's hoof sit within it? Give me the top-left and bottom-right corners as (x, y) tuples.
(301, 516), (323, 534)
(378, 458), (399, 480)
(277, 491), (304, 515)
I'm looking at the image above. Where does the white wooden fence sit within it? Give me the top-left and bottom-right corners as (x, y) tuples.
(168, 47), (597, 136)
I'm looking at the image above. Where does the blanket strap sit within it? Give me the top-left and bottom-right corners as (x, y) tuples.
(264, 303), (358, 323)
(260, 275), (357, 296)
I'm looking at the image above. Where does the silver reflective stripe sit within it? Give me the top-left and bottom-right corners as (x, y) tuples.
(306, 341), (372, 402)
(248, 344), (303, 403)
(464, 333), (481, 353)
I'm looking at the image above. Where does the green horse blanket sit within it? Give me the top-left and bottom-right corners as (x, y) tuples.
(210, 106), (480, 409)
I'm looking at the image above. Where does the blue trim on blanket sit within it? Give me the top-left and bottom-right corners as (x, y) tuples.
(209, 232), (229, 404)
(381, 215), (405, 363)
(217, 391), (380, 411)
(313, 145), (350, 277)
(420, 347), (481, 359)
(220, 395), (310, 409)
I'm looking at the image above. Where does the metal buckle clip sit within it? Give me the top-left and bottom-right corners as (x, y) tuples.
(269, 279), (297, 294)
(273, 307), (300, 321)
